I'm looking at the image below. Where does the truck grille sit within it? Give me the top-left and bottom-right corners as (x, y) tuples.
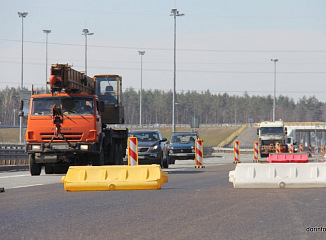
(40, 132), (83, 141)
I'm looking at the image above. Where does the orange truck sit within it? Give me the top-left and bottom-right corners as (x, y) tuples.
(22, 64), (128, 175)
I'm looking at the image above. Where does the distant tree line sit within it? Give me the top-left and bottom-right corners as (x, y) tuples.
(1, 86), (326, 125)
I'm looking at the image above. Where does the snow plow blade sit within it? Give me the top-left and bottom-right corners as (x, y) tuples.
(229, 163), (326, 188)
(61, 165), (168, 191)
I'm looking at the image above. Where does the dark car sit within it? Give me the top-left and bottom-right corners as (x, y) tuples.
(128, 129), (169, 168)
(168, 132), (199, 164)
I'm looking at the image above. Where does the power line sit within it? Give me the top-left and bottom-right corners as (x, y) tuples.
(1, 38), (326, 53)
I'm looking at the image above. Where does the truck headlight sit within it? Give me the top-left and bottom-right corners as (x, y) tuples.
(31, 145), (41, 150)
(80, 145), (90, 150)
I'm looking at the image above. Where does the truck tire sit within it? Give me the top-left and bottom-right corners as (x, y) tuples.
(54, 165), (69, 174)
(163, 154), (169, 169)
(45, 164), (54, 174)
(114, 144), (123, 165)
(93, 150), (105, 166)
(29, 154), (41, 176)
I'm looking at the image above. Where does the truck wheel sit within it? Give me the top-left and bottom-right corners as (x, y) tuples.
(118, 144), (124, 165)
(54, 165), (69, 174)
(93, 150), (105, 166)
(163, 154), (169, 169)
(114, 144), (123, 165)
(45, 164), (54, 174)
(29, 154), (41, 176)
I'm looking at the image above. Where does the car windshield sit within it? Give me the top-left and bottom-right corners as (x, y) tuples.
(170, 134), (197, 144)
(130, 132), (159, 142)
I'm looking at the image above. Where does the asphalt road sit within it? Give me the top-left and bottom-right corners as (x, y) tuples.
(1, 154), (326, 240)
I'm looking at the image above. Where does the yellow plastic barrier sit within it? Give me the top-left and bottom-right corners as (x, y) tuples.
(61, 165), (168, 191)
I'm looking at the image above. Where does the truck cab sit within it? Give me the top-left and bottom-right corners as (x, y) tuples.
(257, 120), (288, 157)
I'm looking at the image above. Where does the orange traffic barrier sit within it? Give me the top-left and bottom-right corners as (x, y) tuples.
(195, 139), (205, 168)
(233, 140), (240, 163)
(299, 144), (303, 153)
(253, 141), (259, 163)
(128, 137), (138, 166)
(275, 142), (280, 153)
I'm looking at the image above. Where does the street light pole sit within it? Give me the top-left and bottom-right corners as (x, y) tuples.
(82, 29), (94, 75)
(138, 51), (145, 127)
(170, 8), (184, 133)
(271, 59), (279, 121)
(43, 29), (51, 93)
(18, 11), (28, 143)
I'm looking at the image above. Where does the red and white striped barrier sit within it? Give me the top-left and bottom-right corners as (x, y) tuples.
(275, 142), (280, 153)
(321, 145), (324, 156)
(314, 145), (318, 155)
(128, 136), (138, 166)
(195, 139), (204, 168)
(289, 144), (293, 153)
(309, 145), (312, 156)
(233, 140), (240, 163)
(299, 144), (303, 153)
(254, 141), (259, 162)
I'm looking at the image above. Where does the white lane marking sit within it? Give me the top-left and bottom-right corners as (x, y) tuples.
(0, 174), (30, 179)
(10, 184), (44, 189)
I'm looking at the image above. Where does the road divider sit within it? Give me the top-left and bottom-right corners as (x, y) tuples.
(229, 162), (326, 188)
(61, 165), (168, 191)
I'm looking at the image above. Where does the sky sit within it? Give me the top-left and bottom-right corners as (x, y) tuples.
(1, 0), (326, 102)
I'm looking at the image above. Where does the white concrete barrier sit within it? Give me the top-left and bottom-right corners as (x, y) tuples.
(229, 162), (326, 188)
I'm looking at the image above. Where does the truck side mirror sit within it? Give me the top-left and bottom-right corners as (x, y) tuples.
(19, 100), (24, 117)
(99, 101), (105, 112)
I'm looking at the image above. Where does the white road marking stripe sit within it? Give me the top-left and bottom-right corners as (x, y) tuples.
(10, 184), (44, 189)
(0, 175), (30, 179)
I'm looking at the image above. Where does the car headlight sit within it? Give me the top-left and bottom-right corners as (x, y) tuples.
(192, 148), (195, 153)
(169, 150), (173, 154)
(150, 145), (158, 150)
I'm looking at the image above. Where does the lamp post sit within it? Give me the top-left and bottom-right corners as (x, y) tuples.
(43, 30), (51, 93)
(271, 59), (278, 121)
(138, 51), (145, 127)
(170, 8), (184, 133)
(18, 11), (28, 143)
(82, 29), (94, 75)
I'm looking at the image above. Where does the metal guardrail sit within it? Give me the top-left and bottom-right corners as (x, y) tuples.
(0, 142), (214, 166)
(0, 143), (28, 165)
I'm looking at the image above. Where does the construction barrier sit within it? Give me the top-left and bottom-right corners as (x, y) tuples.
(275, 142), (280, 153)
(267, 153), (308, 163)
(128, 137), (138, 166)
(253, 141), (259, 163)
(61, 165), (168, 191)
(299, 144), (303, 153)
(289, 144), (293, 153)
(195, 139), (205, 168)
(309, 145), (312, 155)
(321, 145), (324, 156)
(229, 162), (326, 188)
(233, 140), (240, 163)
(314, 145), (318, 155)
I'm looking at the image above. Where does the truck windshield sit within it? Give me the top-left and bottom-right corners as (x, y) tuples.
(260, 127), (283, 135)
(95, 76), (118, 104)
(31, 97), (94, 116)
